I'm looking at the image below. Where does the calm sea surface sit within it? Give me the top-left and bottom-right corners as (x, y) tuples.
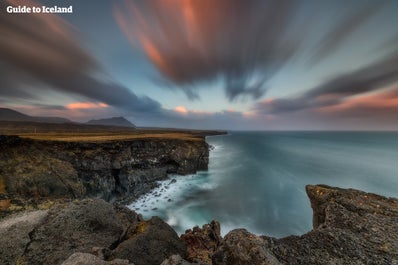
(129, 131), (398, 237)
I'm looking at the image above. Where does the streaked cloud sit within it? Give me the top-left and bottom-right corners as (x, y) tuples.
(309, 1), (388, 64)
(253, 51), (398, 115)
(114, 0), (302, 101)
(66, 102), (108, 110)
(114, 0), (389, 102)
(0, 0), (161, 114)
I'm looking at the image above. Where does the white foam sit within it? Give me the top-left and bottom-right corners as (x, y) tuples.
(128, 172), (218, 220)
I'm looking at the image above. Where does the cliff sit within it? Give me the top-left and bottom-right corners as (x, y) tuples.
(0, 135), (209, 212)
(209, 185), (398, 265)
(1, 185), (397, 265)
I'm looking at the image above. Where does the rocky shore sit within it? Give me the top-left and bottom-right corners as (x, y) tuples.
(0, 185), (397, 265)
(1, 135), (397, 264)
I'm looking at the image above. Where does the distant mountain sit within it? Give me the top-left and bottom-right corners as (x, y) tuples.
(86, 117), (136, 128)
(0, 108), (71, 123)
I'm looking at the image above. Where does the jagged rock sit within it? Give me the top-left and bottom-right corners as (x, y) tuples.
(181, 220), (222, 265)
(160, 255), (196, 265)
(62, 253), (134, 265)
(19, 199), (140, 265)
(1, 181), (397, 265)
(212, 229), (280, 265)
(112, 216), (187, 265)
(263, 185), (398, 264)
(0, 210), (48, 265)
(196, 185), (398, 265)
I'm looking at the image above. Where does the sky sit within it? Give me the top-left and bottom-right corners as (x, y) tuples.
(1, 0), (398, 130)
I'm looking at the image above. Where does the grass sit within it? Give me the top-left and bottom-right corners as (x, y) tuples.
(18, 132), (202, 142)
(0, 121), (225, 142)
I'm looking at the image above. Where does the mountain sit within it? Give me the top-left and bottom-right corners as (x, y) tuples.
(0, 108), (71, 123)
(86, 117), (136, 128)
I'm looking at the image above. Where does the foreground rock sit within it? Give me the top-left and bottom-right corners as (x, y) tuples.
(0, 199), (186, 265)
(205, 185), (398, 265)
(112, 216), (186, 265)
(181, 221), (222, 265)
(1, 185), (397, 264)
(261, 185), (398, 264)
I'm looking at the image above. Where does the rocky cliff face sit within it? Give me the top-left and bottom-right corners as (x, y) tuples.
(0, 135), (209, 211)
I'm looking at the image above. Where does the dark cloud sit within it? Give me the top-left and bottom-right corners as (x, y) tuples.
(115, 0), (302, 101)
(0, 0), (161, 113)
(254, 51), (398, 114)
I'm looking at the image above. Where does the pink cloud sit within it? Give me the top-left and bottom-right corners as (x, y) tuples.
(174, 106), (189, 114)
(66, 102), (109, 110)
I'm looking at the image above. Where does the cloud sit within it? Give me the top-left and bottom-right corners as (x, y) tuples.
(114, 0), (302, 101)
(253, 51), (398, 115)
(0, 0), (161, 113)
(309, 1), (388, 64)
(114, 0), (390, 101)
(174, 106), (188, 114)
(66, 102), (108, 110)
(318, 86), (398, 116)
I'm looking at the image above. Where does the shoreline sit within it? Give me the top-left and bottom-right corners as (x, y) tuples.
(0, 130), (226, 217)
(1, 184), (397, 264)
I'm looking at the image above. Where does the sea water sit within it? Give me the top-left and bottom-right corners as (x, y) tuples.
(128, 131), (398, 237)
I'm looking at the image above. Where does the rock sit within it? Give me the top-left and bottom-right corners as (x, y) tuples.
(263, 185), (398, 264)
(61, 252), (134, 265)
(0, 135), (210, 210)
(2, 177), (397, 265)
(201, 185), (398, 265)
(212, 229), (280, 265)
(160, 255), (196, 265)
(19, 199), (139, 265)
(112, 216), (187, 265)
(181, 220), (222, 265)
(0, 210), (48, 265)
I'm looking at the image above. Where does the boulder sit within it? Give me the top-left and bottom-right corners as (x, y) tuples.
(181, 220), (222, 264)
(212, 229), (280, 265)
(0, 210), (48, 265)
(112, 216), (187, 265)
(20, 199), (139, 265)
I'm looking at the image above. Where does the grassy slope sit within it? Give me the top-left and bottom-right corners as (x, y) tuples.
(0, 121), (225, 142)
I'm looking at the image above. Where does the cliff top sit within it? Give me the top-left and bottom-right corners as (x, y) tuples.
(0, 121), (227, 142)
(17, 132), (204, 142)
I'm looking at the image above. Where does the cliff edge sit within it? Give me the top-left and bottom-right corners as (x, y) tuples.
(0, 135), (209, 213)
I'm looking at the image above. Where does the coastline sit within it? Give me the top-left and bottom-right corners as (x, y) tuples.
(1, 130), (397, 264)
(0, 129), (226, 216)
(1, 184), (397, 265)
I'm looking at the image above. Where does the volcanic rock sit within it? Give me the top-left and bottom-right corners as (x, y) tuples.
(112, 216), (187, 265)
(181, 220), (222, 265)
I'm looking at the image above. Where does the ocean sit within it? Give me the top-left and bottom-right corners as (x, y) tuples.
(128, 131), (398, 237)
